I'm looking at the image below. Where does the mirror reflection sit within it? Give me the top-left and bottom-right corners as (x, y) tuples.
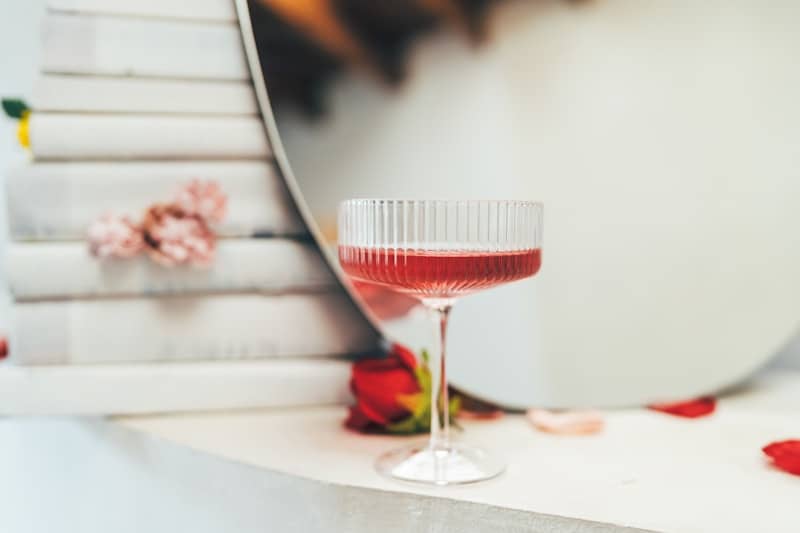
(246, 0), (800, 407)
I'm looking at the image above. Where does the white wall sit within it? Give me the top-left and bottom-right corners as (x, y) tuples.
(0, 0), (46, 325)
(277, 0), (800, 405)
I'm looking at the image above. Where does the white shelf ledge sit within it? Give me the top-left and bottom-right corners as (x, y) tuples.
(117, 370), (800, 532)
(4, 371), (799, 532)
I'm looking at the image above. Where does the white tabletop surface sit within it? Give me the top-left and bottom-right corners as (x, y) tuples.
(116, 370), (800, 533)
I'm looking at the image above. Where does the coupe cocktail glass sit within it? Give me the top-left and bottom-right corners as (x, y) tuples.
(339, 200), (543, 485)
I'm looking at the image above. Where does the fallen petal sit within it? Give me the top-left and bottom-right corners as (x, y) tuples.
(763, 440), (800, 476)
(648, 396), (716, 418)
(526, 409), (604, 435)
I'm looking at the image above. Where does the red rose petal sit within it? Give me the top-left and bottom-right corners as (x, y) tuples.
(647, 396), (716, 418)
(354, 357), (404, 372)
(353, 366), (419, 423)
(763, 440), (800, 476)
(355, 398), (392, 426)
(0, 335), (7, 360)
(391, 343), (418, 370)
(344, 406), (373, 431)
(763, 439), (800, 459)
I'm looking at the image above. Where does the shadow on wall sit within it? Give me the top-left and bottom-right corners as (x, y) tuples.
(769, 331), (800, 370)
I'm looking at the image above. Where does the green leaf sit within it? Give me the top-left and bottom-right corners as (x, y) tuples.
(387, 399), (432, 435)
(387, 414), (423, 434)
(396, 392), (425, 417)
(385, 417), (414, 434)
(448, 395), (462, 418)
(414, 365), (432, 397)
(415, 349), (432, 387)
(385, 348), (462, 435)
(1, 98), (29, 119)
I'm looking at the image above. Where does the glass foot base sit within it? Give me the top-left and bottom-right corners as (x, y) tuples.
(375, 442), (505, 486)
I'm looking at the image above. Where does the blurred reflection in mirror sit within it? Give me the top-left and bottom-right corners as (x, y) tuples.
(243, 0), (800, 408)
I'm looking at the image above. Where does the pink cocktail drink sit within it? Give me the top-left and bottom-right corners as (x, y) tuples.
(339, 247), (541, 298)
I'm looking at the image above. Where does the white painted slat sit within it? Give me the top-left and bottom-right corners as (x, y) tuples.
(42, 12), (248, 80)
(47, 0), (237, 22)
(32, 74), (258, 115)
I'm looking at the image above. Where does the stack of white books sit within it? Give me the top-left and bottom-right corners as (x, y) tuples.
(2, 0), (379, 415)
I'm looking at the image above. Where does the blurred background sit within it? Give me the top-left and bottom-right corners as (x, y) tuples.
(245, 0), (800, 405)
(0, 2), (37, 322)
(1, 0), (799, 408)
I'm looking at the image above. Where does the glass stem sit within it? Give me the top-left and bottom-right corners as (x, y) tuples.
(424, 299), (453, 452)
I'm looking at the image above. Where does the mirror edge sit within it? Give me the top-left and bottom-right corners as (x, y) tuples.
(233, 0), (386, 342)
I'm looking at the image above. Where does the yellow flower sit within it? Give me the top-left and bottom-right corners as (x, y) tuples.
(17, 111), (30, 149)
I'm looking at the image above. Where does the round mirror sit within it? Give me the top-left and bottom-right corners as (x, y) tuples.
(240, 0), (800, 407)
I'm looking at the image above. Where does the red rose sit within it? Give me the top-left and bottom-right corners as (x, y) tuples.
(647, 396), (716, 418)
(763, 440), (800, 476)
(345, 343), (421, 432)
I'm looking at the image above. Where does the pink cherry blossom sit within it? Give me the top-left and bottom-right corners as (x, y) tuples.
(173, 180), (227, 223)
(87, 213), (145, 259)
(142, 204), (216, 267)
